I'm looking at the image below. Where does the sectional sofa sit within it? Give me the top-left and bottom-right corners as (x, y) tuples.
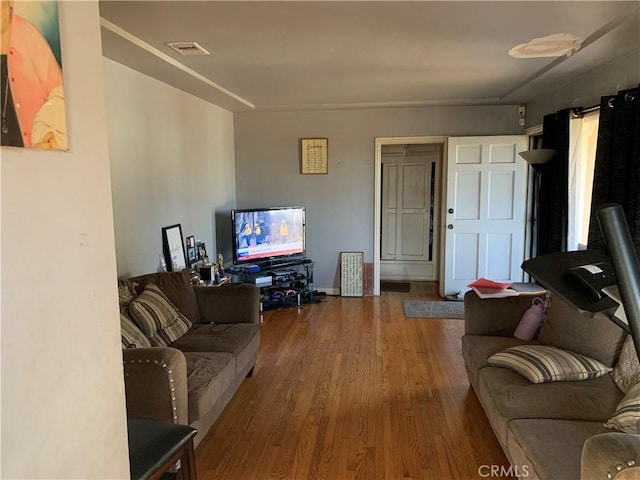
(462, 290), (640, 480)
(118, 270), (260, 447)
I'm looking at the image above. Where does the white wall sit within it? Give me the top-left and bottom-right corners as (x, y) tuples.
(104, 59), (237, 278)
(1, 2), (129, 478)
(234, 106), (522, 290)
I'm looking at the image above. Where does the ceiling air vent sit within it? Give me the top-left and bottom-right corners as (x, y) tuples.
(165, 41), (210, 56)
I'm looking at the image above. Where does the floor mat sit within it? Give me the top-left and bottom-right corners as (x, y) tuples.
(381, 281), (411, 292)
(403, 300), (465, 319)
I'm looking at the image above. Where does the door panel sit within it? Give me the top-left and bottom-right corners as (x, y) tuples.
(396, 163), (430, 261)
(402, 165), (427, 209)
(489, 143), (518, 163)
(487, 172), (515, 219)
(381, 164), (397, 260)
(400, 213), (427, 256)
(443, 136), (527, 296)
(452, 233), (479, 280)
(387, 165), (398, 209)
(383, 213), (397, 257)
(456, 144), (482, 164)
(486, 233), (513, 278)
(455, 173), (481, 219)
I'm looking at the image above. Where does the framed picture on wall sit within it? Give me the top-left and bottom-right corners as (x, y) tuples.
(162, 224), (187, 271)
(300, 138), (328, 174)
(1, 1), (68, 150)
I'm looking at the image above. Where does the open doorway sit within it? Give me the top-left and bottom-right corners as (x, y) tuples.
(374, 136), (446, 296)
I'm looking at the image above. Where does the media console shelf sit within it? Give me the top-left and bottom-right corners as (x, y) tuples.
(228, 259), (316, 312)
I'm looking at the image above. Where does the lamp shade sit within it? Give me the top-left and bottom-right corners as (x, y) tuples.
(519, 149), (556, 166)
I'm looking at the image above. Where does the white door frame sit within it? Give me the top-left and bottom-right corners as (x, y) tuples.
(374, 136), (447, 296)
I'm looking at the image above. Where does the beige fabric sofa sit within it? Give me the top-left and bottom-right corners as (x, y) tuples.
(462, 290), (640, 480)
(120, 270), (260, 447)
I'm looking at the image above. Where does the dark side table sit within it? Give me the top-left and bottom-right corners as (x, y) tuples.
(127, 418), (198, 480)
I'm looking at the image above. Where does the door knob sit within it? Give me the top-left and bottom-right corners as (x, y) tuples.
(447, 224), (454, 229)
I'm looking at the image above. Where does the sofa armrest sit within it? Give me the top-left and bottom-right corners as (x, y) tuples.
(464, 291), (538, 336)
(123, 347), (188, 425)
(581, 432), (640, 480)
(193, 283), (260, 324)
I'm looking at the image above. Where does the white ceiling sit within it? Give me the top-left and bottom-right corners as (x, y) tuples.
(99, 1), (640, 112)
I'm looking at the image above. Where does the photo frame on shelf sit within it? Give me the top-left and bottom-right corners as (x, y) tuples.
(186, 235), (197, 266)
(162, 224), (187, 272)
(196, 241), (208, 263)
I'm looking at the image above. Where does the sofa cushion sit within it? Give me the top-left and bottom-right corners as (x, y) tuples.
(478, 366), (622, 421)
(507, 419), (608, 480)
(128, 283), (192, 347)
(120, 313), (151, 349)
(129, 271), (201, 324)
(604, 380), (640, 434)
(171, 323), (260, 375)
(488, 345), (612, 383)
(611, 334), (640, 393)
(184, 352), (236, 423)
(462, 335), (536, 389)
(171, 323), (259, 355)
(537, 294), (625, 367)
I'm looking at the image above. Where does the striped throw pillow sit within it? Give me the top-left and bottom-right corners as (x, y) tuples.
(488, 344), (612, 384)
(128, 283), (192, 347)
(120, 313), (151, 349)
(605, 381), (640, 434)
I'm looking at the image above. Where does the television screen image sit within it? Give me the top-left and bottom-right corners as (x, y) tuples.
(232, 206), (306, 264)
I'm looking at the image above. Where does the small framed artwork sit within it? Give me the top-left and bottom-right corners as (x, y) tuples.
(162, 224), (187, 271)
(186, 235), (197, 266)
(196, 241), (208, 263)
(300, 138), (328, 174)
(340, 251), (364, 297)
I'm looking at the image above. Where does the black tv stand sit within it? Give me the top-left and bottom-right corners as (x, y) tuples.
(228, 258), (315, 312)
(256, 257), (310, 269)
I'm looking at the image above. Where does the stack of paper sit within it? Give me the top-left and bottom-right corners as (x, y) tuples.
(468, 278), (520, 299)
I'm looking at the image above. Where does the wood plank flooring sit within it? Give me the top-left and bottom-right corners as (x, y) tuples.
(194, 282), (512, 480)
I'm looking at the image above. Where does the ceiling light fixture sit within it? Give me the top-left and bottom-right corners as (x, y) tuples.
(509, 33), (582, 59)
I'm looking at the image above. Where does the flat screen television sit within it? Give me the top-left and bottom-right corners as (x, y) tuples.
(231, 206), (306, 265)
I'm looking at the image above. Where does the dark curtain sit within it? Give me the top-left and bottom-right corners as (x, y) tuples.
(588, 85), (640, 252)
(537, 109), (571, 255)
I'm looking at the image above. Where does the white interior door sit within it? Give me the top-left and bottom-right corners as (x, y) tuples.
(380, 144), (440, 281)
(442, 136), (528, 296)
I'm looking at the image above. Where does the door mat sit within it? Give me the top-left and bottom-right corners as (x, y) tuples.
(403, 300), (465, 319)
(381, 281), (411, 292)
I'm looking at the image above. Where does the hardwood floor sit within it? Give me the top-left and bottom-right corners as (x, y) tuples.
(194, 283), (512, 479)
